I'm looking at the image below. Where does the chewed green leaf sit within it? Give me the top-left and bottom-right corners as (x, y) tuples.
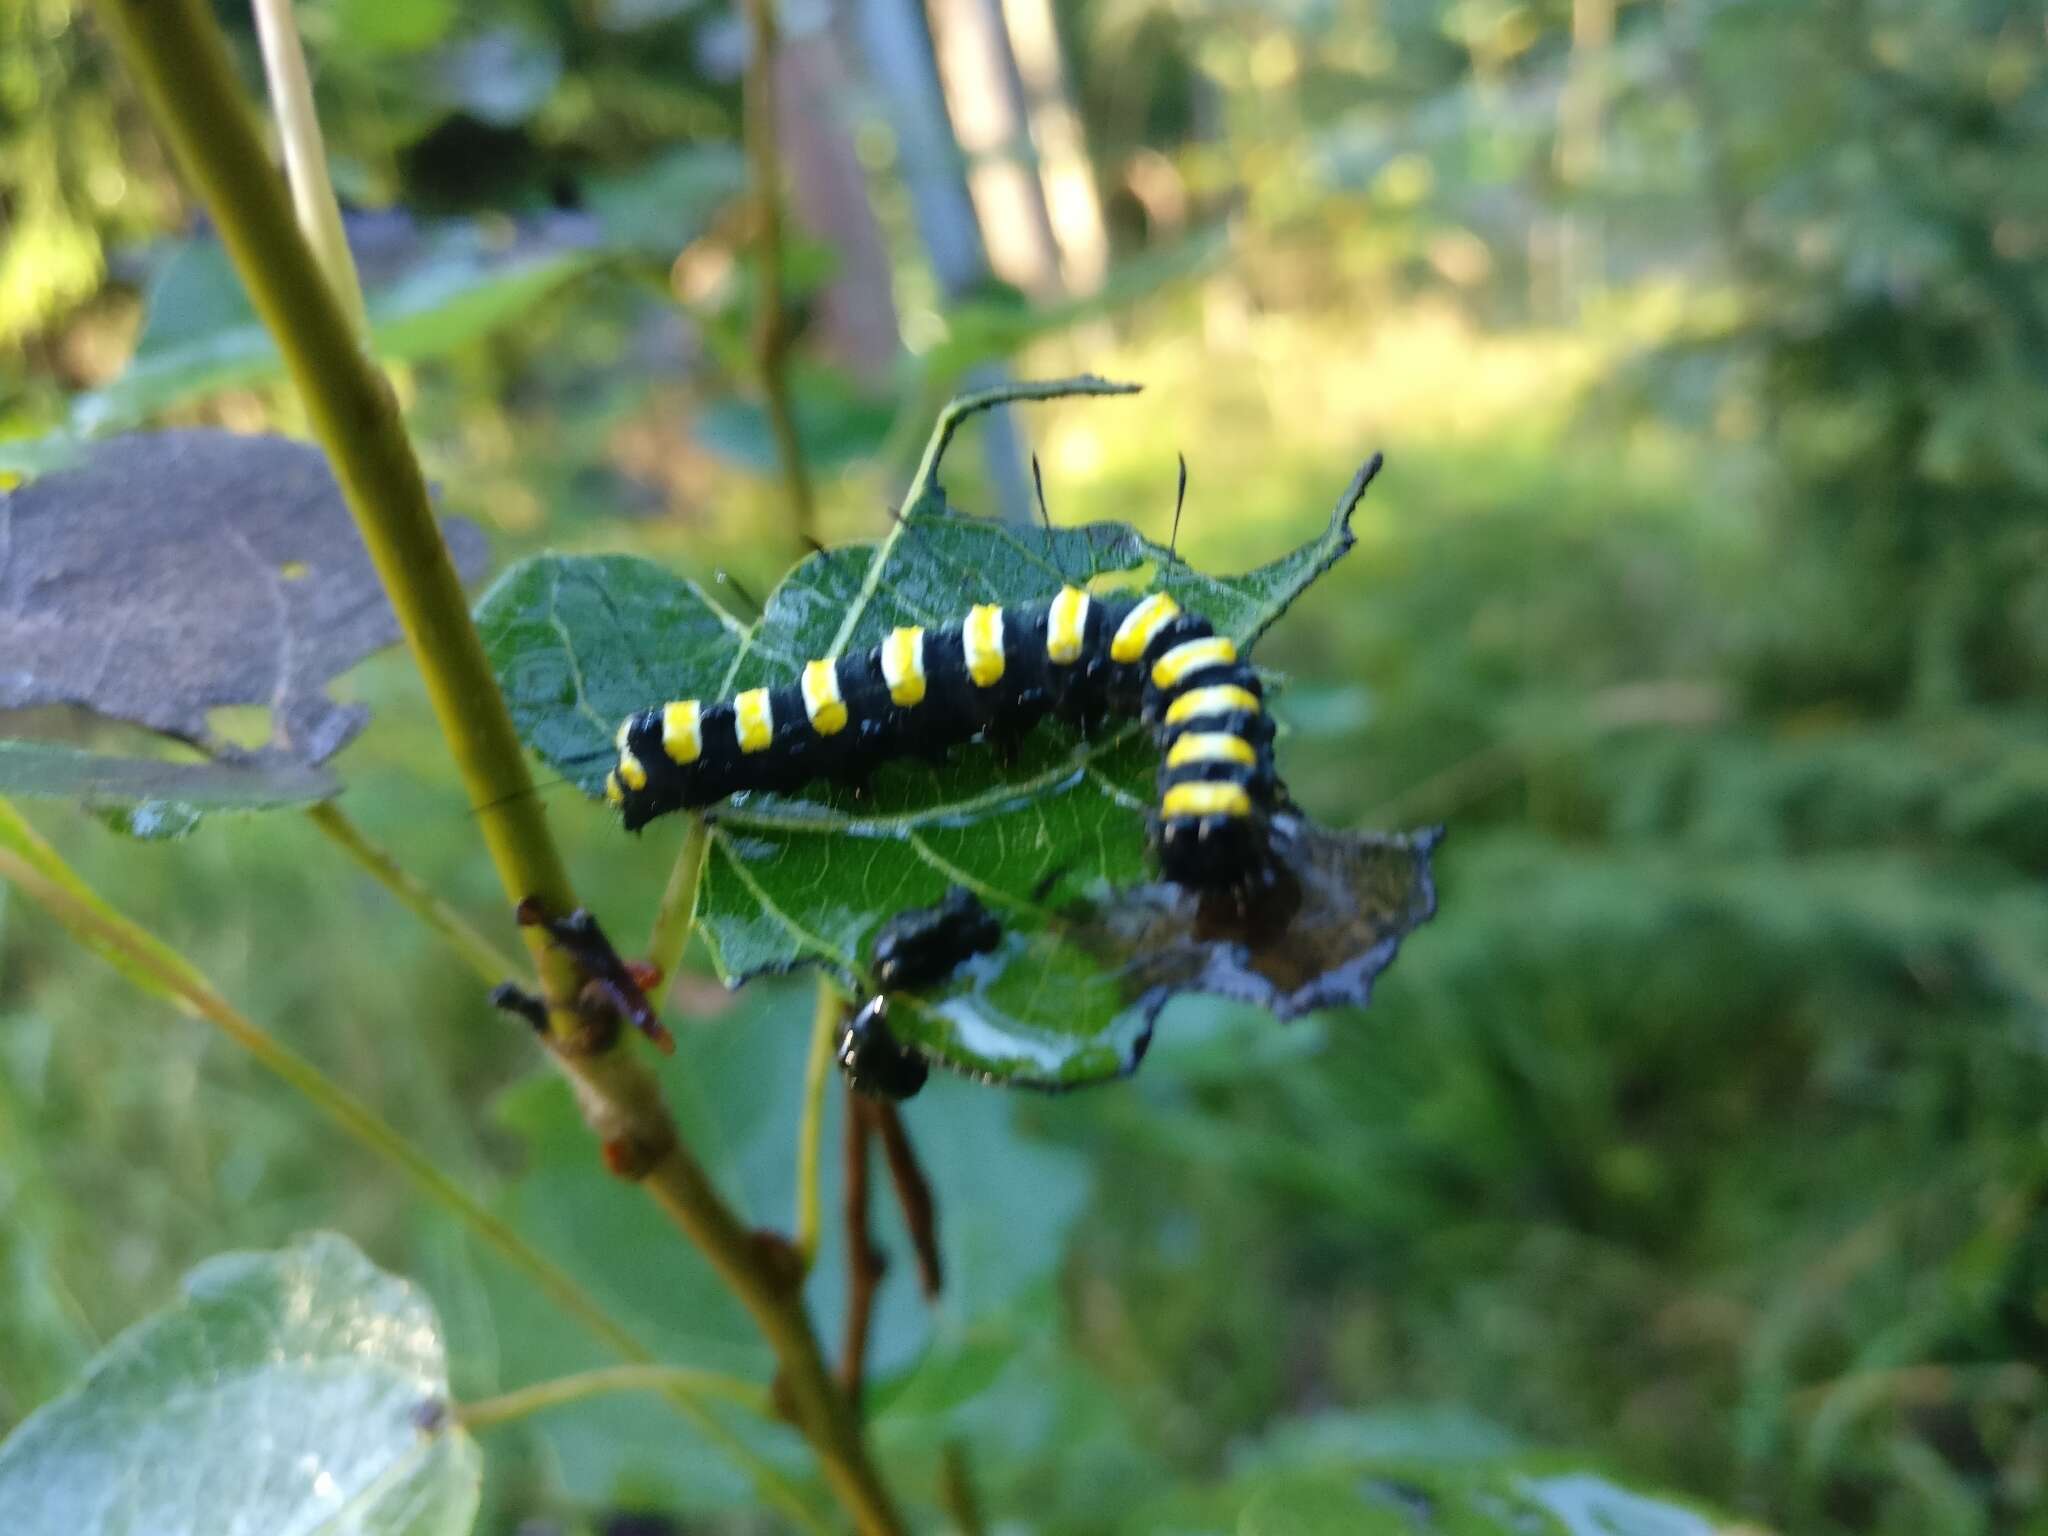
(0, 1232), (480, 1536)
(891, 820), (1440, 1087)
(479, 381), (1431, 1085)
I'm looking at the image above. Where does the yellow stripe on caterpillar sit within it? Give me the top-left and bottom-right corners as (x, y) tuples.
(662, 700), (703, 764)
(1166, 732), (1258, 769)
(1161, 781), (1253, 820)
(1110, 592), (1180, 663)
(800, 661), (848, 735)
(605, 769), (625, 805)
(881, 626), (927, 706)
(1164, 685), (1261, 726)
(735, 687), (775, 753)
(618, 751), (648, 792)
(1046, 586), (1091, 664)
(1152, 636), (1238, 690)
(964, 603), (1006, 686)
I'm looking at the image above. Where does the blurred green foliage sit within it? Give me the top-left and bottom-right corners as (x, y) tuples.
(3, 0), (2044, 1532)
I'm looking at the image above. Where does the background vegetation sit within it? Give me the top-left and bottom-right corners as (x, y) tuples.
(2, 0), (2044, 1531)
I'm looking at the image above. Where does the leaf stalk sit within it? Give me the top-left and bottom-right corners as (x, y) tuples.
(645, 812), (711, 984)
(306, 801), (525, 985)
(461, 1363), (772, 1431)
(794, 979), (845, 1267)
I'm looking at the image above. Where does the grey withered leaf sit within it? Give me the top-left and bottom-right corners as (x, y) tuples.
(0, 431), (488, 766)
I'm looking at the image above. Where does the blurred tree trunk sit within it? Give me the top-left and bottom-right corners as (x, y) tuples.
(777, 16), (903, 384)
(924, 0), (1065, 300)
(848, 0), (1034, 523)
(999, 0), (1107, 295)
(1554, 0), (1613, 312)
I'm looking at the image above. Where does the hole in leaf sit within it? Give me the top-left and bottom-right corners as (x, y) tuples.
(205, 705), (275, 752)
(1087, 563), (1156, 595)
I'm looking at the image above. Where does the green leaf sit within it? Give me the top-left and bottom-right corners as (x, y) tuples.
(432, 29), (562, 126)
(1158, 1408), (1739, 1536)
(1234, 1469), (1730, 1536)
(693, 379), (897, 475)
(0, 1232), (480, 1536)
(0, 741), (337, 810)
(76, 217), (603, 431)
(478, 380), (1431, 1086)
(332, 0), (458, 55)
(583, 144), (747, 259)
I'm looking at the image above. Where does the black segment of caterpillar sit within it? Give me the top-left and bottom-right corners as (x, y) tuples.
(605, 586), (1283, 890)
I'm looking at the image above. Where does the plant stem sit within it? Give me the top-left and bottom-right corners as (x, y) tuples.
(794, 980), (844, 1268)
(741, 0), (816, 545)
(462, 1363), (772, 1431)
(0, 823), (825, 1531)
(0, 796), (206, 1004)
(639, 1143), (905, 1533)
(249, 0), (366, 333)
(839, 1090), (883, 1404)
(902, 374), (1141, 516)
(306, 801), (525, 985)
(870, 1100), (942, 1299)
(939, 1440), (988, 1536)
(89, 6), (905, 1529)
(645, 813), (710, 984)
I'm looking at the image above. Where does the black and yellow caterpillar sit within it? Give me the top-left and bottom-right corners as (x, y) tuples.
(605, 585), (1281, 889)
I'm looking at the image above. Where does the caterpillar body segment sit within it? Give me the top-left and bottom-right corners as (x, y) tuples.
(608, 587), (1280, 890)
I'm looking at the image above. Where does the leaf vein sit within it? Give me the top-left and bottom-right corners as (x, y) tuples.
(708, 829), (857, 969)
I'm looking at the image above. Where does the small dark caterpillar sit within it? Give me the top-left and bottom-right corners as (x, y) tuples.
(604, 581), (1282, 889)
(837, 888), (1003, 1100)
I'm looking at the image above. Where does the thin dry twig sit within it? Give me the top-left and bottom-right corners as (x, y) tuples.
(938, 1439), (988, 1536)
(870, 1099), (943, 1299)
(840, 1089), (886, 1403)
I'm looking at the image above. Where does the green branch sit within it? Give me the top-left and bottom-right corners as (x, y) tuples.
(461, 1363), (771, 1432)
(795, 980), (846, 1268)
(307, 802), (525, 985)
(87, 4), (906, 1529)
(645, 813), (711, 984)
(249, 0), (365, 332)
